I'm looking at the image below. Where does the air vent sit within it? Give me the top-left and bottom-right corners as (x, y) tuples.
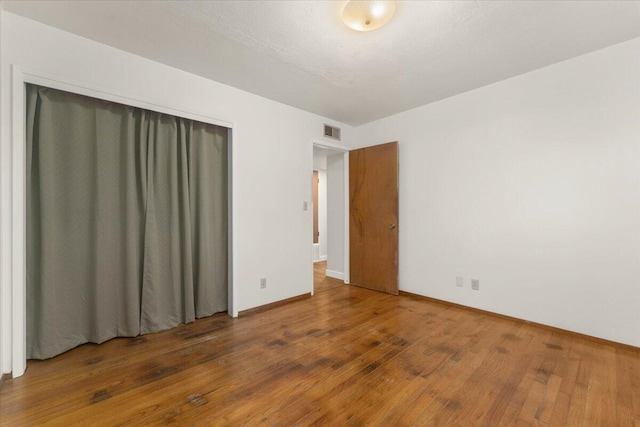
(323, 124), (341, 141)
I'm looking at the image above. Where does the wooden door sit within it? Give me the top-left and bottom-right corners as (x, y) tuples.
(313, 170), (319, 244)
(349, 142), (398, 295)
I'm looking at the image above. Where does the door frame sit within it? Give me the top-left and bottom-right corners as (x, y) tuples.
(310, 139), (350, 296)
(7, 65), (236, 377)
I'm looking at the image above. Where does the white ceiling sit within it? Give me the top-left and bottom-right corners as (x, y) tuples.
(3, 1), (640, 126)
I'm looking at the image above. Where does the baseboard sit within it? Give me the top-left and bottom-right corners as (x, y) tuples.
(325, 269), (344, 280)
(0, 372), (11, 390)
(319, 255), (327, 261)
(399, 291), (640, 353)
(238, 293), (311, 317)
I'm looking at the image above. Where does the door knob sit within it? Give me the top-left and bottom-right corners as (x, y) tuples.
(389, 223), (397, 229)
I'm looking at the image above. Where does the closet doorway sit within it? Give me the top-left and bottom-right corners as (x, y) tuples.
(9, 69), (235, 376)
(25, 84), (231, 360)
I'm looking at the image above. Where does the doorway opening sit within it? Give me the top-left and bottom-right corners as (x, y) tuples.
(311, 142), (349, 294)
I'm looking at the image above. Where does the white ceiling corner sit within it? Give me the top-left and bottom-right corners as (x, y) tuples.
(3, 0), (640, 126)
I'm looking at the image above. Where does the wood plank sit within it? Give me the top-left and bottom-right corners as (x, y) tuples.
(1, 285), (639, 425)
(314, 261), (345, 293)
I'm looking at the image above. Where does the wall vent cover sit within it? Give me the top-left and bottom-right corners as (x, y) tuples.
(324, 124), (341, 141)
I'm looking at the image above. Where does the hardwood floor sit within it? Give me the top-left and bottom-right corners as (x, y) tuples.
(314, 261), (345, 293)
(1, 285), (639, 426)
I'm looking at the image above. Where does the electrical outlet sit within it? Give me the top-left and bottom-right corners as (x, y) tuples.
(260, 278), (267, 289)
(471, 279), (479, 291)
(456, 276), (464, 287)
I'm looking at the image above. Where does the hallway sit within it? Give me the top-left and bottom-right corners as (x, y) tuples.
(313, 261), (345, 293)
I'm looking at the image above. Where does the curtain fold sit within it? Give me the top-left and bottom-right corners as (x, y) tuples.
(26, 85), (228, 359)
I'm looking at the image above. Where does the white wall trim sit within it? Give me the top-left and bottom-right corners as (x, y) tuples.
(309, 146), (315, 297)
(11, 66), (26, 377)
(8, 65), (238, 377)
(312, 139), (350, 153)
(325, 269), (344, 281)
(343, 151), (350, 284)
(17, 67), (235, 129)
(228, 128), (238, 318)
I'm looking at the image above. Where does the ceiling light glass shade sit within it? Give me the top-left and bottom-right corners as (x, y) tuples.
(342, 1), (396, 32)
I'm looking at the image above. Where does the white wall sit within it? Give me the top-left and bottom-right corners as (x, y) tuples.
(355, 38), (640, 346)
(0, 12), (354, 374)
(326, 153), (345, 279)
(0, 4), (4, 375)
(313, 153), (327, 171)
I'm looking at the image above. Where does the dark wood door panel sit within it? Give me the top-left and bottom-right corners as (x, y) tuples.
(349, 141), (398, 295)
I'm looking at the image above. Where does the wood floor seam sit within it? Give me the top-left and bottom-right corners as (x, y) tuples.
(2, 276), (638, 425)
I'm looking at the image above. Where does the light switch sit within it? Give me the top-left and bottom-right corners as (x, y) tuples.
(303, 201), (308, 211)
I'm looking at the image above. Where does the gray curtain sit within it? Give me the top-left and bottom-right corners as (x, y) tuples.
(26, 84), (228, 359)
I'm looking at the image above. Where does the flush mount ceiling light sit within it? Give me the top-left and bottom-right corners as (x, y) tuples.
(342, 0), (396, 32)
